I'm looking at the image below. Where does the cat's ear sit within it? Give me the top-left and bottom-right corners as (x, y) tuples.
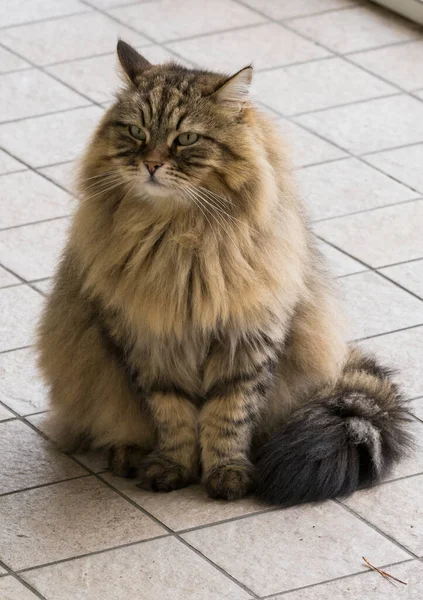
(117, 40), (152, 84)
(212, 66), (252, 110)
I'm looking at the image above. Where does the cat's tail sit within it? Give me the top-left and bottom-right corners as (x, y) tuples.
(255, 347), (413, 506)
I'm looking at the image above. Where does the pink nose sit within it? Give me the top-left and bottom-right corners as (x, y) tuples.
(144, 161), (163, 175)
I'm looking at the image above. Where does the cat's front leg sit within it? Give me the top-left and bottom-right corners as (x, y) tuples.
(136, 392), (199, 492)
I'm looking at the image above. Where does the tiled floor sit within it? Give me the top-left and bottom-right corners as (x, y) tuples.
(0, 0), (422, 598)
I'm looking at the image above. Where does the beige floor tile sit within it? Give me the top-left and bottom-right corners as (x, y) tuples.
(0, 576), (40, 600)
(416, 89), (423, 99)
(315, 201), (423, 267)
(278, 119), (346, 167)
(288, 5), (419, 54)
(297, 95), (423, 154)
(23, 537), (250, 600)
(183, 502), (408, 596)
(365, 144), (423, 194)
(46, 45), (180, 105)
(254, 57), (394, 116)
(359, 326), (423, 399)
(0, 171), (73, 229)
(0, 218), (69, 280)
(0, 106), (103, 167)
(0, 266), (20, 288)
(0, 47), (30, 74)
(0, 70), (88, 123)
(277, 560), (423, 599)
(0, 151), (25, 175)
(0, 347), (49, 415)
(344, 475), (423, 555)
(380, 260), (423, 299)
(351, 40), (423, 91)
(0, 477), (165, 570)
(317, 241), (365, 277)
(0, 420), (85, 494)
(410, 397), (423, 421)
(168, 23), (329, 73)
(0, 13), (148, 66)
(89, 0), (159, 7)
(386, 419), (423, 482)
(109, 0), (265, 43)
(31, 278), (53, 295)
(301, 157), (417, 220)
(0, 286), (43, 352)
(102, 475), (266, 531)
(241, 0), (358, 20)
(27, 413), (109, 473)
(0, 404), (14, 421)
(0, 0), (88, 28)
(340, 272), (423, 340)
(0, 566), (6, 575)
(38, 162), (76, 194)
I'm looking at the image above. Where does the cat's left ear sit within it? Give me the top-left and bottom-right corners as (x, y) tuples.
(212, 66), (253, 110)
(117, 40), (152, 84)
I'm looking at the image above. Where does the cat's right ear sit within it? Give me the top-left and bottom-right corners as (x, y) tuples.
(117, 40), (152, 84)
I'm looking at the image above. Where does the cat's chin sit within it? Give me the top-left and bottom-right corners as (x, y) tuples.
(140, 180), (179, 200)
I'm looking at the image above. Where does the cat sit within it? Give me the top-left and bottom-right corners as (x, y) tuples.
(37, 40), (412, 505)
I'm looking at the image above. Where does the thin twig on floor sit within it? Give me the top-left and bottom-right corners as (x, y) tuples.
(362, 557), (407, 586)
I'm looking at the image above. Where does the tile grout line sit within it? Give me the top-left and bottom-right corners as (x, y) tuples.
(0, 261), (47, 297)
(0, 9), (92, 32)
(312, 196), (423, 225)
(0, 103), (94, 127)
(0, 214), (71, 233)
(0, 558), (48, 600)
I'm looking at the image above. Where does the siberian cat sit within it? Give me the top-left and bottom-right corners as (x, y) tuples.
(37, 41), (411, 505)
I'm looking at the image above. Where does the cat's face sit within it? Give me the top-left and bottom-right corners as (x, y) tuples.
(82, 41), (256, 208)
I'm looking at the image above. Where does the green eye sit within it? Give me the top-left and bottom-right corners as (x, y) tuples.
(129, 125), (147, 141)
(176, 132), (200, 146)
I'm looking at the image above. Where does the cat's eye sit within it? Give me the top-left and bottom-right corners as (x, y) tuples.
(176, 132), (200, 146)
(129, 125), (147, 141)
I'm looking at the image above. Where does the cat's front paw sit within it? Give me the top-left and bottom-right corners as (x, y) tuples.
(136, 452), (196, 492)
(204, 461), (255, 501)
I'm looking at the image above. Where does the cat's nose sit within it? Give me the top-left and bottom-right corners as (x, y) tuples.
(144, 161), (163, 176)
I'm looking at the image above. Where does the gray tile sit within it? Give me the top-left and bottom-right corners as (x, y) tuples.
(315, 201), (423, 267)
(344, 475), (423, 555)
(277, 119), (346, 168)
(102, 474), (266, 531)
(109, 0), (265, 43)
(0, 106), (103, 167)
(410, 397), (423, 421)
(89, 0), (158, 7)
(317, 241), (365, 277)
(297, 95), (423, 154)
(23, 537), (250, 600)
(0, 218), (69, 280)
(300, 158), (417, 220)
(359, 325), (423, 398)
(240, 0), (358, 20)
(0, 47), (30, 74)
(0, 477), (165, 570)
(27, 413), (108, 473)
(254, 57), (394, 116)
(340, 272), (423, 340)
(46, 45), (179, 104)
(380, 260), (423, 299)
(167, 23), (329, 73)
(288, 5), (419, 54)
(416, 89), (423, 99)
(0, 0), (89, 28)
(386, 419), (423, 482)
(0, 404), (14, 421)
(183, 502), (408, 596)
(38, 162), (76, 194)
(0, 347), (49, 415)
(0, 577), (39, 600)
(0, 150), (25, 175)
(0, 286), (43, 352)
(351, 40), (423, 91)
(0, 69), (88, 123)
(0, 420), (85, 494)
(0, 171), (73, 229)
(0, 266), (20, 288)
(365, 144), (423, 194)
(277, 560), (423, 599)
(0, 13), (147, 66)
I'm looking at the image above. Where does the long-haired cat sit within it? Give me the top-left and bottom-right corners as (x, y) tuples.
(37, 41), (412, 505)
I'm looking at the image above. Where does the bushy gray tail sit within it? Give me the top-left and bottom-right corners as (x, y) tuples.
(255, 349), (413, 506)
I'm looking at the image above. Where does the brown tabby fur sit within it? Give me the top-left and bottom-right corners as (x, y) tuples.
(37, 42), (411, 503)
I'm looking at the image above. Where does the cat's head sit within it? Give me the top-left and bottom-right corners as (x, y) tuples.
(79, 41), (262, 210)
